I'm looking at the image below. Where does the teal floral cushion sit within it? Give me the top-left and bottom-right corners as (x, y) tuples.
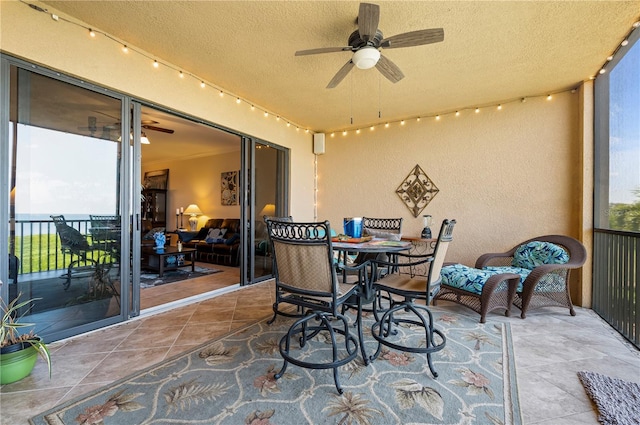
(441, 264), (505, 295)
(511, 241), (569, 270)
(483, 266), (531, 292)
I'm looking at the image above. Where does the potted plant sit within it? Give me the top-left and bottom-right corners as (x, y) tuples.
(0, 294), (51, 384)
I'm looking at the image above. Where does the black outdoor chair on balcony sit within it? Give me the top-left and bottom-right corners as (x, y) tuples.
(51, 215), (97, 290)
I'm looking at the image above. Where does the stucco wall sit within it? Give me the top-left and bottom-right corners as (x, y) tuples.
(317, 91), (583, 268)
(2, 1), (591, 304)
(0, 0), (316, 221)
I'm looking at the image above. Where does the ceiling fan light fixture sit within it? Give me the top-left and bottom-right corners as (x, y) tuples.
(141, 132), (151, 144)
(353, 47), (380, 69)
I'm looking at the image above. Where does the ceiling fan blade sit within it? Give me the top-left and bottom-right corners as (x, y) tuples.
(142, 124), (174, 134)
(358, 2), (380, 42)
(295, 46), (352, 56)
(375, 54), (405, 83)
(326, 60), (355, 89)
(380, 28), (444, 49)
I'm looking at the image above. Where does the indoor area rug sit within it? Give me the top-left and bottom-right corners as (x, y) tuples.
(30, 309), (522, 425)
(577, 370), (640, 425)
(140, 266), (221, 288)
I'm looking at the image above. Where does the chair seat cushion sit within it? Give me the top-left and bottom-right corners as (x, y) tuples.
(442, 264), (531, 295)
(483, 266), (531, 292)
(441, 264), (506, 295)
(511, 241), (569, 269)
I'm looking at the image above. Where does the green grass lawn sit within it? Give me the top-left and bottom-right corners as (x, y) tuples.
(11, 234), (112, 274)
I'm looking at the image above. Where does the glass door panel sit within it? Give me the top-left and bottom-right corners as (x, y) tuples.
(7, 66), (125, 341)
(250, 142), (288, 281)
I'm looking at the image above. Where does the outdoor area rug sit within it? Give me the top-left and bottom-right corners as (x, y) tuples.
(30, 308), (522, 425)
(140, 266), (221, 288)
(577, 370), (640, 425)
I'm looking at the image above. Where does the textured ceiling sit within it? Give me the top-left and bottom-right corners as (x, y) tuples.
(42, 1), (640, 133)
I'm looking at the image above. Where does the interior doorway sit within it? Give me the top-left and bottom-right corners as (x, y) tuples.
(137, 105), (243, 309)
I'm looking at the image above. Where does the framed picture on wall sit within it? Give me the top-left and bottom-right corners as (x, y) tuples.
(221, 170), (239, 205)
(143, 169), (169, 190)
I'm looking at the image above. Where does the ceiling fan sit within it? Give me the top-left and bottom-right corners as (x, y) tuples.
(295, 2), (444, 88)
(82, 112), (176, 135)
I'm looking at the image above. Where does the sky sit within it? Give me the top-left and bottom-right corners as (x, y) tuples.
(14, 124), (118, 217)
(609, 38), (640, 205)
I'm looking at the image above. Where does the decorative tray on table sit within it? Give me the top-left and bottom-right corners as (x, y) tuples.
(331, 235), (373, 243)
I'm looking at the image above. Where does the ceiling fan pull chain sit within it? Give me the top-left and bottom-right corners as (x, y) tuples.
(378, 73), (382, 119)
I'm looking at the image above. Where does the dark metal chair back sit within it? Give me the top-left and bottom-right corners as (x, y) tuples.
(51, 215), (92, 254)
(266, 220), (340, 312)
(362, 217), (403, 235)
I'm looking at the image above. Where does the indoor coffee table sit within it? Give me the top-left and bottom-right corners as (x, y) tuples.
(142, 246), (196, 277)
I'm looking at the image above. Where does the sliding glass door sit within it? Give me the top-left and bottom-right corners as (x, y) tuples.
(247, 140), (288, 282)
(3, 64), (127, 341)
(1, 55), (290, 342)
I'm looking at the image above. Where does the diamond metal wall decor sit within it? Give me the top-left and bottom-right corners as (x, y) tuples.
(396, 164), (439, 217)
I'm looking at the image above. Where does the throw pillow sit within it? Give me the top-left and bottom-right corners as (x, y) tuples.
(362, 227), (402, 241)
(206, 228), (222, 240)
(225, 233), (240, 245)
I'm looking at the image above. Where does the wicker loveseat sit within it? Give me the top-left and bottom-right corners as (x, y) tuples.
(181, 218), (241, 266)
(435, 235), (586, 321)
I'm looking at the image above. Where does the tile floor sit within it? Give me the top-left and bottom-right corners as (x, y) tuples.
(1, 276), (638, 424)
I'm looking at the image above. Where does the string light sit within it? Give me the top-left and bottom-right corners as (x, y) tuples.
(20, 1), (636, 137)
(595, 16), (640, 80)
(20, 1), (309, 136)
(330, 88), (578, 137)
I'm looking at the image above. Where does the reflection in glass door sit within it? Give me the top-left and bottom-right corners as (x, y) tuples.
(249, 141), (288, 282)
(5, 65), (125, 342)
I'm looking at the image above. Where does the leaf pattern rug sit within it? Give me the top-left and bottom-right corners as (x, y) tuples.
(30, 308), (522, 425)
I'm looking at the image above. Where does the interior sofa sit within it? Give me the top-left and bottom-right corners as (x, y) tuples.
(180, 218), (241, 266)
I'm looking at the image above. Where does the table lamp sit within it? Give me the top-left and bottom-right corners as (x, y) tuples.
(259, 203), (276, 218)
(183, 204), (203, 231)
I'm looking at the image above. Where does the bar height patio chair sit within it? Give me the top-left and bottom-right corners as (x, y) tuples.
(368, 219), (456, 378)
(266, 219), (371, 394)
